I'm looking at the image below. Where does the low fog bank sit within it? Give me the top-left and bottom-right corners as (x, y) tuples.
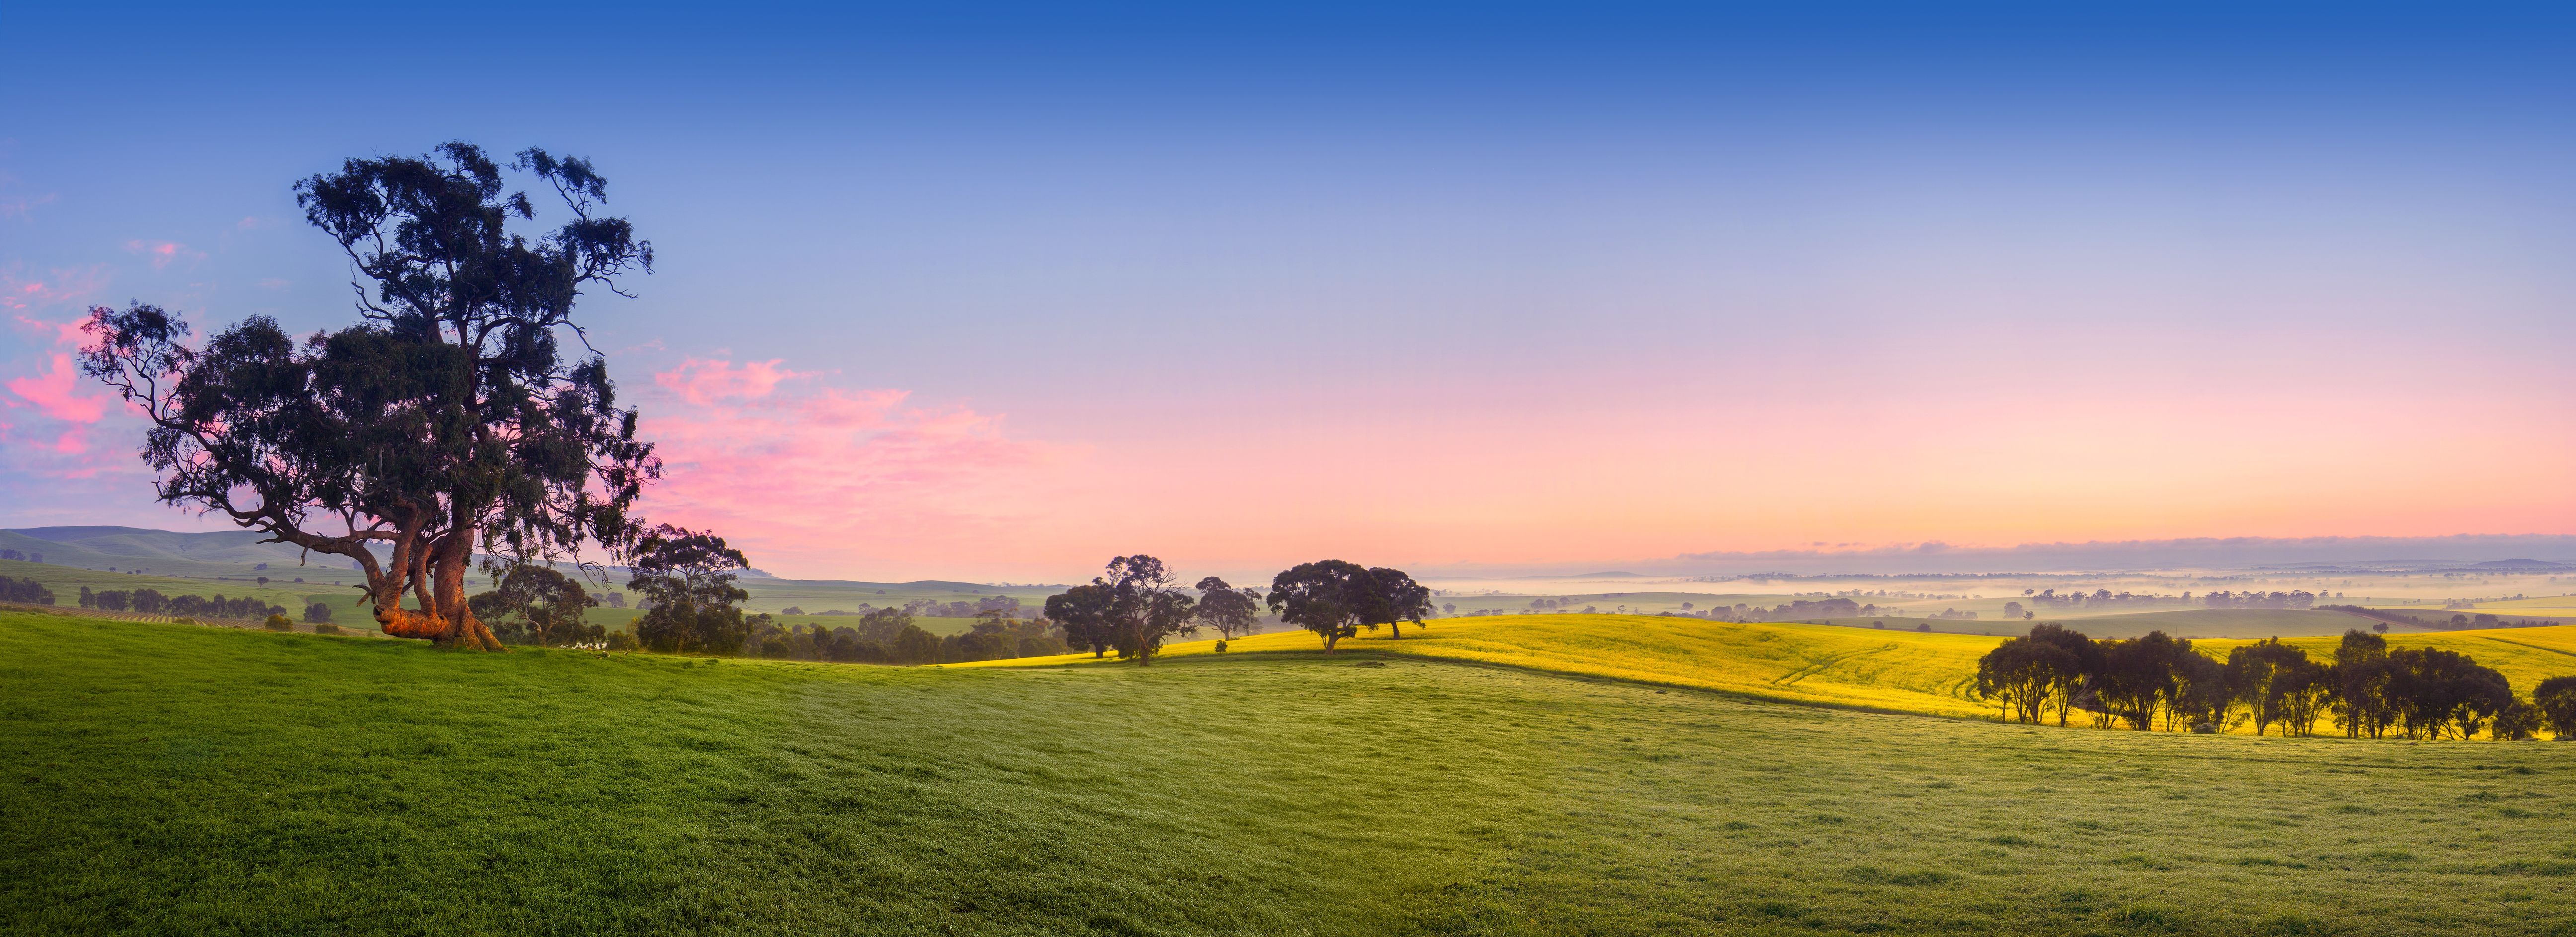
(1421, 535), (2576, 580)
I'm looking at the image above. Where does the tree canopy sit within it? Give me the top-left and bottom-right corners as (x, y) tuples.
(1267, 560), (1371, 652)
(626, 525), (758, 655)
(1192, 576), (1264, 642)
(79, 142), (661, 650)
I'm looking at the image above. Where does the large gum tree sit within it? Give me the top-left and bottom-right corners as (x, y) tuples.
(79, 143), (660, 650)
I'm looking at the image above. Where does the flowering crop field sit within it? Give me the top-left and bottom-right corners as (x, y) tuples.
(981, 614), (2576, 719)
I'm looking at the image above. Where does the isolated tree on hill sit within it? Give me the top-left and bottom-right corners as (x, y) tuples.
(2535, 676), (2576, 739)
(1364, 567), (1434, 638)
(1045, 584), (1117, 658)
(79, 143), (662, 650)
(1192, 576), (1264, 643)
(1094, 555), (1196, 665)
(627, 526), (756, 654)
(1269, 560), (1372, 652)
(468, 563), (601, 647)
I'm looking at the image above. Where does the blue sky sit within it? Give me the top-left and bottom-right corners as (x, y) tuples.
(5, 2), (2574, 579)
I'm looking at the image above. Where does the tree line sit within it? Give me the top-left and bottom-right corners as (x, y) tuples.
(1, 576), (56, 604)
(1976, 624), (2574, 740)
(77, 586), (287, 620)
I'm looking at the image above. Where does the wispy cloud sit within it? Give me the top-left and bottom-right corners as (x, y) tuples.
(121, 239), (205, 269)
(652, 356), (810, 405)
(0, 263), (108, 311)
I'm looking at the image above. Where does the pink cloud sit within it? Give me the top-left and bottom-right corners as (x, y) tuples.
(121, 239), (204, 269)
(14, 314), (89, 346)
(635, 358), (1065, 575)
(0, 263), (107, 311)
(5, 353), (108, 424)
(652, 357), (811, 405)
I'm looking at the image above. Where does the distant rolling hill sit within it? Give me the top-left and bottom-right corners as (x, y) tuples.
(3, 526), (332, 579)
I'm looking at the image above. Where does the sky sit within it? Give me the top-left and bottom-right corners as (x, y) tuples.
(3, 2), (2573, 581)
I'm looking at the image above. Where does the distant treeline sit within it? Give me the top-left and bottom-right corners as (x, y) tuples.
(0, 549), (47, 564)
(781, 596), (1027, 619)
(2328, 605), (2566, 631)
(1, 575), (56, 604)
(744, 609), (1067, 664)
(1977, 625), (2575, 740)
(1711, 597), (1880, 622)
(79, 587), (285, 620)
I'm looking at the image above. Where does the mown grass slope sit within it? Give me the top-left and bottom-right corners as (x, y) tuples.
(9, 613), (2576, 936)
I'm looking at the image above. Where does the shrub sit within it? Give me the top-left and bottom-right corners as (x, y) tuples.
(312, 623), (343, 636)
(264, 614), (294, 631)
(303, 602), (334, 624)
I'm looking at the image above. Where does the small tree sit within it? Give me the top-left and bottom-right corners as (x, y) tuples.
(1269, 560), (1370, 652)
(2493, 700), (2543, 740)
(1975, 637), (2076, 725)
(1363, 567), (1433, 639)
(2535, 676), (2576, 739)
(2225, 638), (2309, 736)
(1193, 576), (1264, 644)
(303, 601), (335, 623)
(1045, 584), (1117, 658)
(626, 525), (753, 654)
(1094, 555), (1195, 665)
(468, 563), (601, 647)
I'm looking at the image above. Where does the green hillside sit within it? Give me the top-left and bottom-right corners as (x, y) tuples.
(9, 612), (2576, 936)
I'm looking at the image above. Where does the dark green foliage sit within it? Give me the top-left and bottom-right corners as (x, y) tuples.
(302, 602), (334, 624)
(0, 576), (54, 605)
(626, 526), (753, 654)
(1191, 576), (1264, 641)
(1268, 559), (1372, 652)
(469, 564), (604, 647)
(263, 614), (293, 631)
(1974, 633), (2079, 725)
(2537, 676), (2576, 737)
(1042, 556), (1194, 665)
(1363, 567), (1433, 638)
(1044, 584), (1116, 658)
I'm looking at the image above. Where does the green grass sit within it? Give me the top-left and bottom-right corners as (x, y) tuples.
(12, 613), (2576, 935)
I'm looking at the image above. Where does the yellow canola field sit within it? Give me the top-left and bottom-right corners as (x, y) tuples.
(2199, 627), (2576, 701)
(969, 615), (2576, 721)
(968, 614), (2012, 718)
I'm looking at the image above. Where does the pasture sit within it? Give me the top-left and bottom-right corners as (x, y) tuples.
(8, 611), (2576, 936)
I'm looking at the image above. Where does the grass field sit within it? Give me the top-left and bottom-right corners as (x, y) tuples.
(11, 612), (2576, 936)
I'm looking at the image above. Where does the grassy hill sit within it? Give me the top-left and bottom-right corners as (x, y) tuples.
(8, 612), (2576, 935)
